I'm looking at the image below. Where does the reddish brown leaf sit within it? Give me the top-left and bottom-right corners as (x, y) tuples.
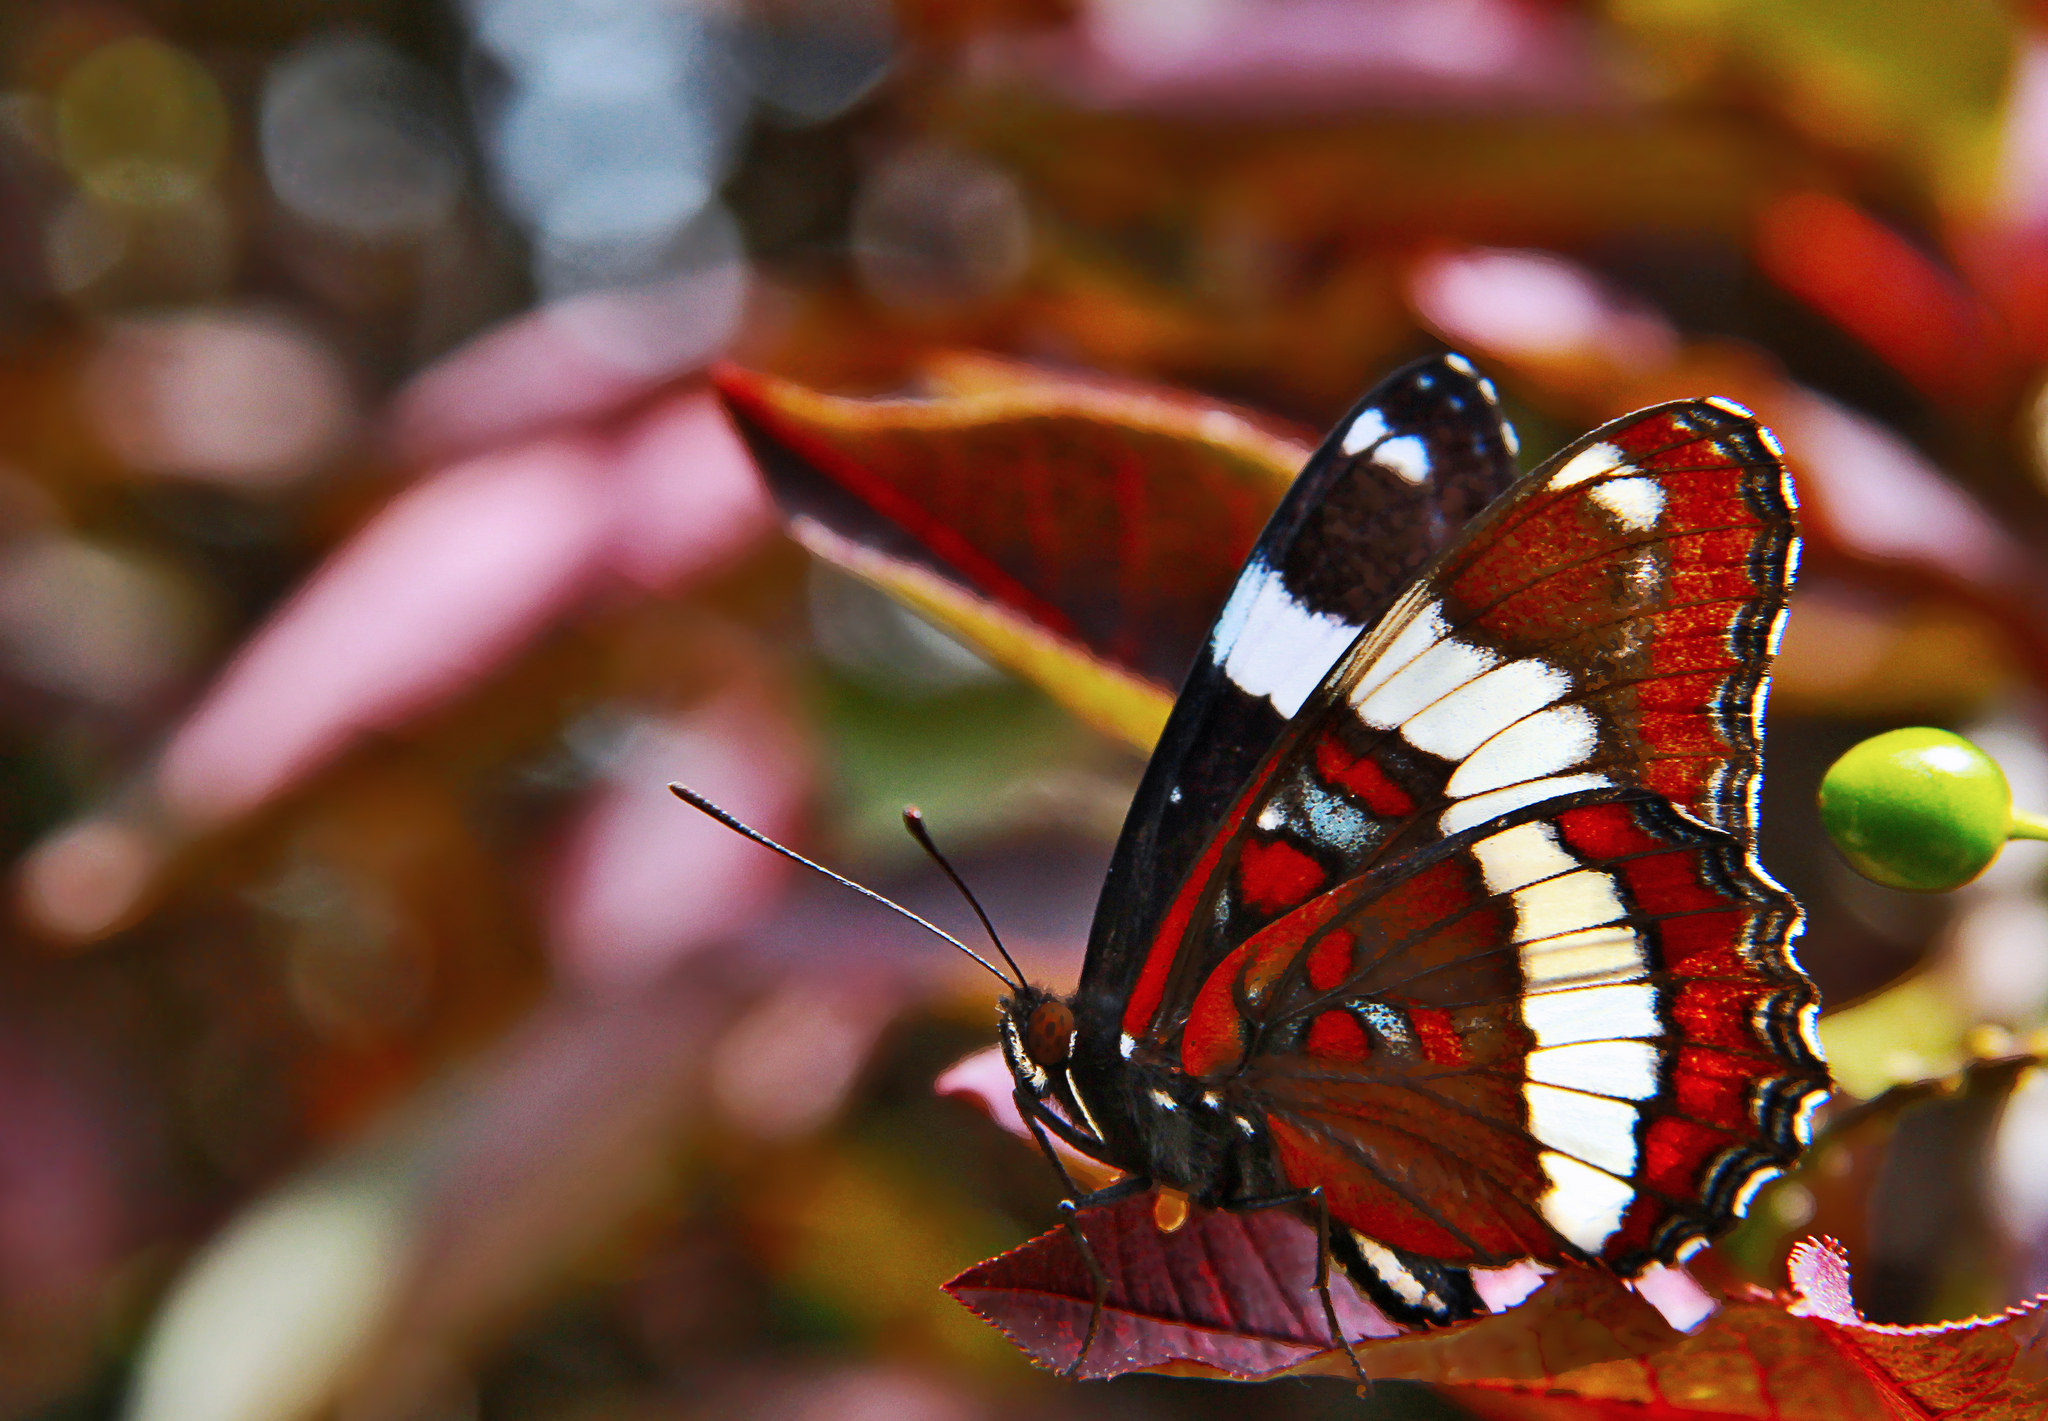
(944, 1193), (1679, 1383)
(1447, 1240), (2048, 1420)
(946, 1193), (1385, 1380)
(1781, 1238), (2048, 1419)
(714, 356), (1309, 749)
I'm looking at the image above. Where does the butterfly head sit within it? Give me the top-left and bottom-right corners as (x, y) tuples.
(998, 985), (1074, 1097)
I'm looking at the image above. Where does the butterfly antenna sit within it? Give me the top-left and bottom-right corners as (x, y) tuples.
(900, 806), (1026, 989)
(668, 784), (1019, 990)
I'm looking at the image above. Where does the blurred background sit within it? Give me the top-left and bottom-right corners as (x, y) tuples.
(4, 0), (2048, 1418)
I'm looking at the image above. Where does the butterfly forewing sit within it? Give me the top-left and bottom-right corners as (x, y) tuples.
(1076, 355), (1521, 1059)
(1108, 395), (1823, 1284)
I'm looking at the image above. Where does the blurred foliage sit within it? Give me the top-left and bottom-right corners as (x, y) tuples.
(1, 1), (2048, 1419)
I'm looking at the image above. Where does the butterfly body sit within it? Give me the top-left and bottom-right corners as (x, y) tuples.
(996, 355), (1826, 1332)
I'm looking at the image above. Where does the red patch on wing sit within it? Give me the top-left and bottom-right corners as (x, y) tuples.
(1181, 941), (1254, 1077)
(1306, 929), (1355, 992)
(1643, 761), (1714, 818)
(1238, 837), (1327, 914)
(1305, 1010), (1371, 1061)
(1313, 735), (1414, 816)
(1656, 912), (1748, 978)
(1604, 410), (1694, 458)
(1122, 792), (1257, 1039)
(1409, 1007), (1468, 1066)
(1674, 1045), (1766, 1131)
(1556, 802), (1663, 860)
(1642, 1113), (1737, 1198)
(1266, 1117), (1480, 1259)
(1184, 900), (1355, 1076)
(1617, 848), (1728, 918)
(1634, 668), (1728, 712)
(1673, 980), (1761, 1052)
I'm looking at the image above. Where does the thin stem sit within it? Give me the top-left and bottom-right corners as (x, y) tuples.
(2012, 809), (2048, 842)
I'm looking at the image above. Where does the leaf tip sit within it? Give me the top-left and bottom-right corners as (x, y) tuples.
(1786, 1236), (1859, 1322)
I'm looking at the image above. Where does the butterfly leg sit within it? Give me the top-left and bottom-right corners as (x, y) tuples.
(1231, 1187), (1371, 1392)
(1310, 1187), (1372, 1394)
(1013, 1090), (1149, 1380)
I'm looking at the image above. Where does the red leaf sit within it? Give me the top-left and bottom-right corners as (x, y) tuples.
(949, 1184), (2048, 1413)
(1448, 1240), (2048, 1419)
(714, 355), (1309, 749)
(946, 1193), (1393, 1380)
(1780, 1238), (2048, 1420)
(945, 1193), (1680, 1383)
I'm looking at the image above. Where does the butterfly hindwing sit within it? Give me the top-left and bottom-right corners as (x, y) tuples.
(1189, 790), (1817, 1277)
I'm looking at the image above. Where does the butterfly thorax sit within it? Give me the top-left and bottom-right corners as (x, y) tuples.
(1001, 986), (1285, 1207)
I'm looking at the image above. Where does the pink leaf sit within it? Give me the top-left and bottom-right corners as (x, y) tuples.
(159, 438), (617, 825)
(546, 681), (811, 989)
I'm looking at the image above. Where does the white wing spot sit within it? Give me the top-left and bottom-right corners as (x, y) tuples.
(1401, 659), (1572, 761)
(1353, 636), (1500, 731)
(1704, 396), (1754, 419)
(1528, 1040), (1661, 1101)
(1348, 600), (1450, 705)
(1503, 421), (1520, 458)
(1439, 772), (1613, 835)
(1444, 353), (1477, 375)
(1522, 980), (1660, 1047)
(1471, 822), (1576, 894)
(1550, 442), (1623, 490)
(1352, 1234), (1430, 1307)
(1341, 408), (1391, 455)
(1513, 869), (1626, 947)
(1213, 565), (1361, 717)
(1527, 1082), (1638, 1176)
(1521, 927), (1648, 990)
(1589, 476), (1666, 533)
(1447, 703), (1598, 799)
(1538, 1151), (1634, 1252)
(1374, 434), (1432, 485)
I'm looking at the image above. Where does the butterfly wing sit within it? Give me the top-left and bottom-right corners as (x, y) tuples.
(1212, 790), (1812, 1272)
(1075, 355), (1521, 1052)
(1106, 396), (1824, 1303)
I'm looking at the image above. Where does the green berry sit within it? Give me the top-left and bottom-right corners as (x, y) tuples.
(1818, 728), (2012, 892)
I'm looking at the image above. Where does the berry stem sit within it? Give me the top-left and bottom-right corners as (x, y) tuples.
(2009, 809), (2048, 842)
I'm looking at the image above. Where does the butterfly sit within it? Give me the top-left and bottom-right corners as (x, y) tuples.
(702, 352), (1828, 1375)
(981, 355), (1827, 1360)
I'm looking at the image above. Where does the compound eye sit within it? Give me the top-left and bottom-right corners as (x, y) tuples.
(1024, 1001), (1074, 1068)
